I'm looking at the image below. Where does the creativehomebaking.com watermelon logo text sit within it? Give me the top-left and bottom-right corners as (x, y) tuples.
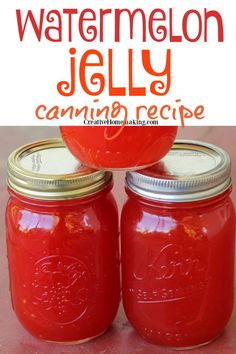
(16, 7), (224, 126)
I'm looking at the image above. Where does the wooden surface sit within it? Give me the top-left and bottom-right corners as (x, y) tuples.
(0, 127), (236, 354)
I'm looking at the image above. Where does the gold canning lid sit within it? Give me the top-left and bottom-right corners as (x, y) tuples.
(7, 138), (113, 200)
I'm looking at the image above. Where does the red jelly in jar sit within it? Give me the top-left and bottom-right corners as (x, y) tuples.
(60, 126), (178, 170)
(121, 140), (235, 349)
(6, 139), (120, 343)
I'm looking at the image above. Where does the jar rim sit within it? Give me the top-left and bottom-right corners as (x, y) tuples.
(126, 140), (232, 203)
(7, 138), (113, 201)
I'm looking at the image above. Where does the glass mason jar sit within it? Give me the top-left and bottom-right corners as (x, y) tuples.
(60, 126), (178, 170)
(121, 140), (235, 349)
(6, 139), (120, 344)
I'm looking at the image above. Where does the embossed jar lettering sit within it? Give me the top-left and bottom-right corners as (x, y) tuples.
(133, 243), (206, 281)
(130, 240), (209, 305)
(32, 256), (90, 324)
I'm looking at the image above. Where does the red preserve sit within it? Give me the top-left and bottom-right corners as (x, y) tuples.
(121, 140), (235, 348)
(60, 126), (177, 170)
(6, 139), (120, 343)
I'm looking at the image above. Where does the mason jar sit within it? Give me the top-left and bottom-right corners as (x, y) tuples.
(60, 126), (177, 170)
(121, 140), (235, 349)
(6, 138), (120, 344)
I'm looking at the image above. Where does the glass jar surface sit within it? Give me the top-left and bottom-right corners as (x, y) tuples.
(121, 140), (235, 348)
(6, 139), (120, 343)
(60, 126), (178, 170)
